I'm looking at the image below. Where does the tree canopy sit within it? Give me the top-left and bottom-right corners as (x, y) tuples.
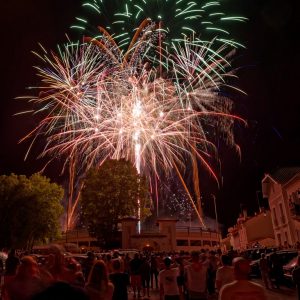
(0, 173), (64, 249)
(81, 159), (151, 247)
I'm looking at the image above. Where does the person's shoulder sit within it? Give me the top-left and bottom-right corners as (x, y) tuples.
(220, 280), (237, 290)
(108, 282), (114, 290)
(217, 265), (225, 272)
(224, 280), (265, 293)
(219, 281), (237, 299)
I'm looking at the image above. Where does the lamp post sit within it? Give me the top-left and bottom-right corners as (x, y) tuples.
(256, 190), (261, 212)
(212, 194), (221, 246)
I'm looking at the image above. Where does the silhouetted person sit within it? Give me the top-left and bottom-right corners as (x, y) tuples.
(5, 249), (20, 276)
(270, 252), (283, 289)
(184, 251), (208, 300)
(85, 260), (114, 300)
(2, 256), (46, 300)
(216, 255), (234, 292)
(82, 251), (95, 280)
(259, 253), (272, 289)
(109, 259), (130, 300)
(129, 253), (142, 298)
(159, 257), (182, 300)
(219, 257), (267, 300)
(150, 255), (159, 289)
(140, 256), (151, 298)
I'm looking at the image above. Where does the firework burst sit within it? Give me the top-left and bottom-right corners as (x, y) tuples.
(21, 7), (246, 228)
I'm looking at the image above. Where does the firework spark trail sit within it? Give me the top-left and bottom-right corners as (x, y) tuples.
(21, 18), (246, 228)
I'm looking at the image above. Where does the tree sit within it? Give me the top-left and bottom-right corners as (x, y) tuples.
(81, 159), (151, 247)
(0, 173), (64, 249)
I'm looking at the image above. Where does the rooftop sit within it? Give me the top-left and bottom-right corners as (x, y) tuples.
(267, 167), (300, 184)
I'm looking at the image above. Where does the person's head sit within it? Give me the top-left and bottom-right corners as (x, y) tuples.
(163, 257), (172, 268)
(232, 257), (251, 280)
(8, 249), (16, 257)
(87, 251), (95, 260)
(112, 259), (121, 272)
(221, 254), (231, 266)
(87, 260), (108, 287)
(134, 253), (139, 260)
(113, 251), (119, 259)
(191, 251), (200, 262)
(261, 253), (265, 259)
(17, 256), (40, 278)
(49, 244), (65, 265)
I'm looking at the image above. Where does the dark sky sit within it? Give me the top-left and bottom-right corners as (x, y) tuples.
(1, 0), (299, 230)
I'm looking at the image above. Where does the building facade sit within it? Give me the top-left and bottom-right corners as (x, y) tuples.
(56, 218), (221, 252)
(226, 210), (275, 251)
(121, 217), (221, 252)
(262, 167), (300, 247)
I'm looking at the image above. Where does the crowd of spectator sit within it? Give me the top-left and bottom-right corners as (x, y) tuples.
(0, 245), (273, 300)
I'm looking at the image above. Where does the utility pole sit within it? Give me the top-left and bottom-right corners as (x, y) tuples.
(212, 194), (221, 245)
(256, 190), (261, 212)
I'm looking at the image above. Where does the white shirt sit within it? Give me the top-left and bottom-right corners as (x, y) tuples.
(219, 280), (267, 300)
(159, 267), (180, 296)
(184, 262), (208, 293)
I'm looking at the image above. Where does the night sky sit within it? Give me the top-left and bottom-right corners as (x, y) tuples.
(1, 0), (299, 231)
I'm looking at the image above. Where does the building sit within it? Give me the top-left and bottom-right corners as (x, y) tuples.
(227, 210), (275, 251)
(121, 217), (221, 252)
(262, 167), (300, 247)
(56, 217), (221, 252)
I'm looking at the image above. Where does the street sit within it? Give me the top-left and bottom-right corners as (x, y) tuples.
(127, 279), (298, 300)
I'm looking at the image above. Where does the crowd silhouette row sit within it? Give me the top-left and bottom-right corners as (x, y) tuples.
(0, 246), (281, 300)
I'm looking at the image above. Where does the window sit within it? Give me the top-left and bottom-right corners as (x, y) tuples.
(176, 239), (188, 246)
(273, 207), (278, 226)
(78, 241), (89, 247)
(203, 240), (211, 246)
(190, 240), (202, 246)
(285, 231), (289, 244)
(279, 203), (286, 224)
(90, 241), (100, 247)
(277, 233), (282, 246)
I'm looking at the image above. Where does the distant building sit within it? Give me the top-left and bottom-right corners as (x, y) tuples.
(262, 167), (300, 247)
(121, 217), (221, 252)
(55, 217), (221, 252)
(226, 209), (275, 251)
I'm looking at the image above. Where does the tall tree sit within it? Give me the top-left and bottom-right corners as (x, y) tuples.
(0, 173), (64, 249)
(81, 159), (151, 247)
